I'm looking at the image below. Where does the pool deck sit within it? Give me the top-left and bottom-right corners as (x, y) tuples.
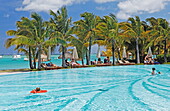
(1, 62), (166, 76)
(0, 64), (112, 75)
(0, 71), (27, 75)
(0, 68), (33, 75)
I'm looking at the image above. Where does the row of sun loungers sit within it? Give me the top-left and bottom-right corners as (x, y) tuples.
(41, 59), (161, 71)
(95, 63), (112, 66)
(41, 60), (136, 70)
(41, 60), (137, 70)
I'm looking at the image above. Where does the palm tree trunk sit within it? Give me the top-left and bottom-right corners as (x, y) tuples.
(88, 36), (92, 65)
(32, 49), (36, 69)
(117, 48), (121, 60)
(82, 59), (84, 66)
(38, 44), (42, 69)
(47, 46), (51, 61)
(33, 58), (36, 69)
(81, 47), (85, 65)
(164, 38), (167, 63)
(86, 51), (89, 65)
(136, 37), (140, 64)
(62, 45), (66, 67)
(81, 52), (84, 65)
(28, 47), (33, 69)
(111, 39), (115, 65)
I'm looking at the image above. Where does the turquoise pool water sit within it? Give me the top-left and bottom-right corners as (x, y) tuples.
(0, 64), (169, 110)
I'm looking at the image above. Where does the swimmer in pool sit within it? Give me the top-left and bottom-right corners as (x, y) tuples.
(151, 68), (161, 75)
(34, 87), (41, 91)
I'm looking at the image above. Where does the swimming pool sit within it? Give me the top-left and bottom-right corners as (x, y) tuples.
(0, 64), (169, 111)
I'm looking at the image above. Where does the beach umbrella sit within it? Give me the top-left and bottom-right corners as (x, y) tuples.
(58, 52), (72, 59)
(65, 52), (72, 59)
(72, 47), (79, 60)
(147, 47), (152, 57)
(40, 54), (48, 62)
(96, 46), (101, 58)
(41, 54), (47, 59)
(122, 46), (127, 59)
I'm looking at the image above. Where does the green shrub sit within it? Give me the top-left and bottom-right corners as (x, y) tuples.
(157, 54), (170, 63)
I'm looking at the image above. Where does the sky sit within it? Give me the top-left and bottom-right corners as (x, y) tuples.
(1, 0), (170, 55)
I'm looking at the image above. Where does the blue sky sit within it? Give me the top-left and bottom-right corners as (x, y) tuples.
(1, 0), (170, 54)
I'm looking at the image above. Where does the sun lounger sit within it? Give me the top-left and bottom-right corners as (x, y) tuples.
(118, 60), (124, 64)
(124, 60), (135, 65)
(71, 64), (89, 68)
(95, 63), (112, 66)
(117, 60), (135, 65)
(74, 65), (89, 68)
(41, 63), (62, 70)
(144, 62), (160, 65)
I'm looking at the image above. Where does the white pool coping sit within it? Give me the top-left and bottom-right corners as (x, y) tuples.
(0, 71), (29, 75)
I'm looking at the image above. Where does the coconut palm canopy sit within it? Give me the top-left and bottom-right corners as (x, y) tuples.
(5, 7), (170, 69)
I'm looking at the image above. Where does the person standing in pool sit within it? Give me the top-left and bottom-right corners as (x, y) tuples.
(151, 68), (161, 75)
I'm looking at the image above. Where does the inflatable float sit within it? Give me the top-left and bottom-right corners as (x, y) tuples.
(30, 90), (47, 93)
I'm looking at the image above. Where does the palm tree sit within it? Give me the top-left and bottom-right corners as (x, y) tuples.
(6, 17), (37, 69)
(122, 20), (151, 62)
(123, 16), (144, 64)
(157, 19), (170, 63)
(96, 14), (120, 65)
(67, 36), (87, 65)
(49, 7), (72, 67)
(146, 17), (170, 63)
(73, 12), (100, 65)
(6, 13), (52, 69)
(30, 12), (46, 69)
(146, 17), (163, 55)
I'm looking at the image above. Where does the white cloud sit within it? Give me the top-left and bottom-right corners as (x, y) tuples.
(15, 0), (170, 21)
(117, 0), (170, 20)
(16, 0), (88, 12)
(116, 11), (130, 20)
(16, 0), (119, 13)
(94, 0), (116, 3)
(4, 14), (10, 18)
